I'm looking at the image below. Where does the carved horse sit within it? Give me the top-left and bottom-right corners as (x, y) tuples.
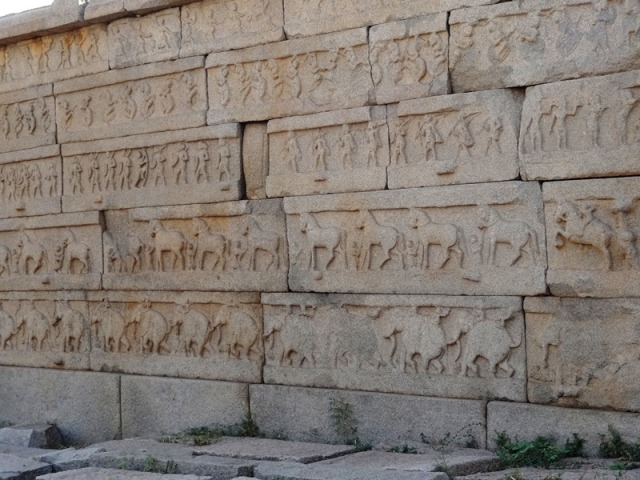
(192, 218), (227, 271)
(149, 220), (187, 271)
(16, 233), (46, 275)
(53, 299), (85, 353)
(242, 216), (281, 271)
(59, 229), (91, 274)
(408, 208), (466, 269)
(299, 213), (346, 271)
(554, 201), (614, 270)
(355, 210), (402, 270)
(477, 206), (539, 267)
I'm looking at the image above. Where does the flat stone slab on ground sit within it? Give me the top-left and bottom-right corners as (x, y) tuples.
(460, 467), (640, 480)
(193, 437), (356, 463)
(0, 445), (51, 459)
(0, 452), (51, 480)
(0, 424), (61, 449)
(37, 467), (213, 479)
(33, 447), (107, 471)
(317, 449), (500, 476)
(254, 461), (449, 480)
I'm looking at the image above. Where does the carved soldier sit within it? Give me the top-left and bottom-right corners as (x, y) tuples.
(250, 62), (267, 103)
(549, 95), (578, 150)
(194, 142), (210, 184)
(217, 138), (231, 182)
(483, 115), (504, 154)
(134, 149), (149, 188)
(450, 113), (476, 162)
(70, 159), (84, 194)
(35, 98), (52, 133)
(158, 80), (175, 115)
(23, 104), (36, 135)
(365, 121), (381, 167)
(417, 116), (442, 163)
(121, 84), (137, 120)
(29, 164), (42, 198)
(338, 124), (356, 169)
(45, 162), (58, 197)
(88, 154), (101, 193)
(173, 144), (189, 185)
(266, 58), (283, 99)
(591, 0), (616, 54)
(285, 131), (302, 173)
(391, 119), (408, 165)
(216, 65), (231, 106)
(616, 88), (638, 146)
(104, 152), (117, 191)
(118, 152), (132, 190)
(58, 99), (74, 130)
(313, 132), (330, 172)
(286, 56), (302, 100)
(451, 23), (474, 68)
(585, 94), (606, 147)
(150, 146), (167, 186)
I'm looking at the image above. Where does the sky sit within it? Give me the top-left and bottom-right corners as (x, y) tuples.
(0, 0), (54, 17)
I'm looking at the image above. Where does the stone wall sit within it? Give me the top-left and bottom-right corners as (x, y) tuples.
(0, 0), (639, 451)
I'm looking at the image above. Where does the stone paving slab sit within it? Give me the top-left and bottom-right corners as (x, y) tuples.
(460, 467), (640, 480)
(254, 461), (449, 480)
(193, 437), (357, 463)
(33, 447), (107, 471)
(0, 452), (51, 480)
(0, 445), (51, 459)
(37, 468), (214, 479)
(0, 425), (61, 449)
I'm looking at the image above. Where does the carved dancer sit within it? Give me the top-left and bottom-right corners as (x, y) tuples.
(150, 146), (167, 186)
(172, 144), (189, 185)
(285, 131), (302, 173)
(134, 149), (149, 188)
(194, 142), (210, 184)
(216, 65), (231, 106)
(417, 116), (442, 163)
(391, 119), (408, 165)
(483, 115), (503, 154)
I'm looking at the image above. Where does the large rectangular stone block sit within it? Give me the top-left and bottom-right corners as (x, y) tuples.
(102, 200), (288, 291)
(450, 0), (640, 92)
(526, 297), (640, 413)
(520, 70), (640, 181)
(262, 293), (525, 401)
(0, 25), (109, 95)
(0, 212), (103, 291)
(285, 182), (546, 295)
(243, 122), (269, 200)
(369, 14), (449, 105)
(250, 384), (487, 448)
(283, 0), (500, 38)
(388, 89), (522, 190)
(108, 8), (181, 69)
(205, 29), (373, 124)
(120, 375), (249, 437)
(180, 0), (284, 58)
(54, 57), (207, 143)
(0, 145), (62, 219)
(0, 292), (89, 370)
(0, 85), (56, 155)
(0, 366), (120, 445)
(61, 125), (242, 212)
(266, 107), (389, 197)
(544, 177), (640, 297)
(87, 291), (263, 382)
(488, 401), (640, 456)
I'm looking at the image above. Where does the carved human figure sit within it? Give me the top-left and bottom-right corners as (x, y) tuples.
(22, 104), (36, 136)
(172, 144), (189, 185)
(417, 116), (442, 163)
(523, 100), (544, 152)
(235, 62), (251, 105)
(249, 62), (267, 103)
(365, 121), (382, 167)
(266, 58), (283, 99)
(181, 73), (200, 108)
(615, 88), (638, 146)
(44, 162), (57, 197)
(29, 164), (42, 198)
(134, 149), (149, 188)
(118, 151), (132, 190)
(549, 96), (579, 150)
(285, 131), (302, 173)
(217, 138), (231, 182)
(369, 42), (384, 86)
(139, 82), (155, 119)
(286, 56), (302, 100)
(158, 80), (175, 115)
(483, 115), (503, 154)
(391, 119), (407, 165)
(150, 146), (167, 186)
(88, 154), (101, 193)
(451, 23), (474, 67)
(487, 17), (516, 63)
(70, 159), (84, 194)
(194, 142), (210, 184)
(0, 106), (9, 139)
(0, 246), (11, 278)
(313, 131), (330, 173)
(450, 112), (476, 162)
(584, 94), (606, 148)
(35, 98), (52, 133)
(102, 91), (117, 124)
(216, 65), (231, 107)
(120, 84), (137, 121)
(79, 96), (93, 127)
(104, 152), (117, 191)
(338, 124), (356, 169)
(591, 0), (616, 54)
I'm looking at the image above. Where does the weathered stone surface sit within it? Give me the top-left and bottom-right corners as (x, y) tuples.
(254, 461), (449, 480)
(262, 293), (525, 400)
(488, 401), (640, 456)
(243, 123), (269, 200)
(317, 449), (500, 477)
(285, 182), (546, 295)
(109, 8), (181, 69)
(462, 467), (640, 480)
(388, 89), (522, 189)
(250, 385), (487, 447)
(520, 70), (640, 181)
(193, 437), (356, 463)
(205, 29), (373, 124)
(89, 439), (255, 477)
(61, 125), (242, 212)
(0, 424), (62, 449)
(0, 212), (102, 291)
(0, 26), (109, 95)
(102, 200), (288, 291)
(0, 366), (120, 445)
(266, 107), (389, 197)
(0, 0), (84, 45)
(86, 291), (262, 382)
(369, 14), (449, 105)
(37, 468), (213, 479)
(0, 85), (56, 155)
(450, 0), (640, 92)
(34, 447), (107, 471)
(54, 57), (207, 143)
(0, 452), (51, 480)
(544, 177), (640, 297)
(283, 0), (499, 38)
(120, 377), (249, 438)
(125, 0), (202, 15)
(525, 297), (640, 412)
(0, 146), (62, 219)
(0, 445), (51, 459)
(181, 0), (284, 58)
(83, 0), (129, 22)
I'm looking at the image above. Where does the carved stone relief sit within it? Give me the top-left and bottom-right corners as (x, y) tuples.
(387, 89), (522, 189)
(87, 291), (263, 382)
(181, 0), (284, 57)
(0, 86), (56, 155)
(520, 69), (640, 180)
(526, 297), (640, 412)
(369, 14), (449, 104)
(102, 200), (288, 291)
(0, 146), (62, 219)
(282, 0), (499, 38)
(61, 125), (242, 212)
(0, 25), (108, 95)
(263, 293), (525, 400)
(109, 8), (181, 68)
(0, 292), (89, 370)
(285, 182), (546, 295)
(266, 107), (389, 197)
(450, 0), (640, 92)
(544, 177), (640, 297)
(0, 212), (103, 291)
(205, 28), (373, 124)
(55, 57), (207, 143)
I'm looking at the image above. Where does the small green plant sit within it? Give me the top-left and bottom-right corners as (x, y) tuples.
(329, 397), (358, 445)
(142, 455), (178, 474)
(159, 413), (263, 446)
(599, 426), (640, 462)
(389, 444), (418, 454)
(434, 455), (453, 476)
(495, 432), (584, 468)
(503, 470), (524, 480)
